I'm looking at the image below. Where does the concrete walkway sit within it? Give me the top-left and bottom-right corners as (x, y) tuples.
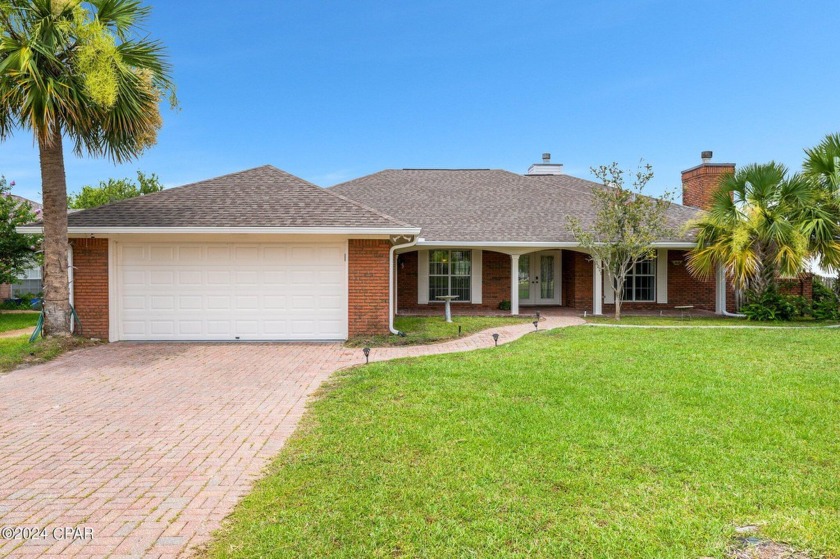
(0, 313), (582, 559)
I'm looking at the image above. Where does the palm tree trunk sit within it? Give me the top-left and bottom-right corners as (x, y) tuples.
(38, 127), (71, 336)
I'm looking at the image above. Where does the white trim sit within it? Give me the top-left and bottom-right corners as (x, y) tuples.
(415, 240), (698, 249)
(593, 257), (603, 315)
(389, 237), (418, 335)
(656, 249), (668, 304)
(345, 239), (350, 339)
(715, 264), (727, 314)
(16, 226), (421, 236)
(510, 254), (520, 315)
(417, 250), (429, 304)
(604, 268), (615, 304)
(68, 244), (75, 334)
(471, 249), (483, 305)
(108, 239), (118, 342)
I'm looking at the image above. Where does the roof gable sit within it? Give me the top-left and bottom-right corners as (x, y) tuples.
(63, 166), (411, 230)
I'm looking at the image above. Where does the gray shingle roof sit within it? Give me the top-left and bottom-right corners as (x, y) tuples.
(61, 165), (413, 230)
(330, 169), (701, 243)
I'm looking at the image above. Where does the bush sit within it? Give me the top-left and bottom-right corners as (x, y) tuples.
(812, 281), (840, 320)
(0, 292), (42, 311)
(741, 290), (804, 321)
(498, 300), (511, 311)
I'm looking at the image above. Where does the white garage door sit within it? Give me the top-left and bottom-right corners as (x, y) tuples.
(116, 242), (347, 341)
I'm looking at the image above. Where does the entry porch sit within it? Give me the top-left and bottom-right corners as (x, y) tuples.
(394, 246), (730, 317)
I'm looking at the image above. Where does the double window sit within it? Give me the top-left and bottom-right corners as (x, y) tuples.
(623, 258), (656, 302)
(429, 250), (471, 302)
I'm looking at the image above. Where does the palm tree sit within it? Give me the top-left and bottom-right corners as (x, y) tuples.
(803, 133), (840, 274)
(0, 0), (174, 335)
(687, 162), (840, 296)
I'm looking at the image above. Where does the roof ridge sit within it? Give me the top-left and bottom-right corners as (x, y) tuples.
(262, 165), (414, 228)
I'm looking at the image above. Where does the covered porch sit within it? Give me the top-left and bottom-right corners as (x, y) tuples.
(394, 245), (731, 317)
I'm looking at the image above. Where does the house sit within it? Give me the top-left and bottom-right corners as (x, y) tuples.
(1, 195), (43, 300)
(19, 154), (739, 342)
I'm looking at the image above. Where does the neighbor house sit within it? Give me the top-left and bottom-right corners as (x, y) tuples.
(1, 195), (43, 301)
(19, 153), (750, 342)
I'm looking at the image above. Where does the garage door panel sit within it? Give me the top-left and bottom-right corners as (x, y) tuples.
(118, 242), (347, 341)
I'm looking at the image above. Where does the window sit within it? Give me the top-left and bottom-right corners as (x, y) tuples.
(623, 258), (656, 302)
(429, 250), (471, 302)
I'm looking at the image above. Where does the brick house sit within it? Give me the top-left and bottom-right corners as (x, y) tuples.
(20, 154), (748, 342)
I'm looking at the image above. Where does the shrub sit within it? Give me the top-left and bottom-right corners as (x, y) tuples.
(498, 300), (511, 311)
(741, 290), (804, 321)
(812, 281), (840, 320)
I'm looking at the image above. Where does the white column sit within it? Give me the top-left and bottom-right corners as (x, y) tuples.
(715, 264), (726, 314)
(593, 257), (603, 315)
(510, 254), (520, 315)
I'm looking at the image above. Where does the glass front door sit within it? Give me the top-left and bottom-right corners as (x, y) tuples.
(518, 251), (561, 305)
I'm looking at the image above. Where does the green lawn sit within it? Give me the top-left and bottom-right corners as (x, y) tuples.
(206, 327), (840, 558)
(346, 315), (531, 347)
(0, 311), (40, 333)
(586, 315), (840, 327)
(0, 335), (83, 373)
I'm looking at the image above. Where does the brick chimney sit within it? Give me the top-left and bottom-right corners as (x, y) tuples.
(680, 151), (735, 210)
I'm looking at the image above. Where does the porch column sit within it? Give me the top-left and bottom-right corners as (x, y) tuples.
(510, 254), (520, 315)
(593, 257), (603, 315)
(715, 264), (726, 314)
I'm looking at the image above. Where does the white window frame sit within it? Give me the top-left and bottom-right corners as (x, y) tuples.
(428, 249), (472, 303)
(623, 257), (657, 302)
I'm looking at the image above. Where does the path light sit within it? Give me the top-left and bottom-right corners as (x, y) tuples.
(492, 333), (499, 346)
(458, 325), (462, 337)
(533, 320), (539, 331)
(363, 347), (370, 364)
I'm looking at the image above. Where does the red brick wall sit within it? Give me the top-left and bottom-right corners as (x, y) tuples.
(71, 238), (109, 339)
(681, 163), (735, 210)
(0, 283), (10, 299)
(482, 251), (511, 309)
(348, 239), (391, 337)
(397, 250), (512, 312)
(396, 251), (418, 311)
(780, 274), (814, 300)
(603, 250), (723, 313)
(563, 250), (593, 310)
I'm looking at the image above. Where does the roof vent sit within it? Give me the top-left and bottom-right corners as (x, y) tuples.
(701, 150), (713, 163)
(526, 153), (564, 176)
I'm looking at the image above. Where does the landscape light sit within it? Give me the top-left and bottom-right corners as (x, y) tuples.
(492, 333), (499, 346)
(363, 347), (370, 364)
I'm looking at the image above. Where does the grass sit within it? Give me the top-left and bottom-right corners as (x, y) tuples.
(0, 311), (40, 333)
(585, 315), (840, 327)
(0, 335), (94, 373)
(206, 327), (840, 559)
(346, 315), (532, 347)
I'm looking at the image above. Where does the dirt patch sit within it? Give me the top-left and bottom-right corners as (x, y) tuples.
(728, 538), (814, 559)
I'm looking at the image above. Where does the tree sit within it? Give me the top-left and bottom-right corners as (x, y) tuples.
(0, 176), (39, 285)
(0, 0), (175, 335)
(568, 162), (675, 319)
(802, 133), (840, 274)
(686, 162), (840, 297)
(68, 171), (163, 209)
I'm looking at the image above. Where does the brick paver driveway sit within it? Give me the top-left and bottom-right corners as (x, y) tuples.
(0, 313), (582, 558)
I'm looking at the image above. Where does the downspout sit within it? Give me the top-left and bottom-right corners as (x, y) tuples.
(68, 243), (75, 334)
(390, 237), (418, 335)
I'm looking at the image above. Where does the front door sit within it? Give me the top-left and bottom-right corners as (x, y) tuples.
(518, 251), (561, 305)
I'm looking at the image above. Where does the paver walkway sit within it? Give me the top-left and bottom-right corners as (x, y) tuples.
(0, 312), (582, 558)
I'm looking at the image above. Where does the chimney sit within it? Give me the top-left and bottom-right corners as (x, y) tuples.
(680, 151), (735, 209)
(526, 153), (564, 176)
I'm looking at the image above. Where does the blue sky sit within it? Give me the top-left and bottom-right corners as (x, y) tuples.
(3, 0), (839, 203)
